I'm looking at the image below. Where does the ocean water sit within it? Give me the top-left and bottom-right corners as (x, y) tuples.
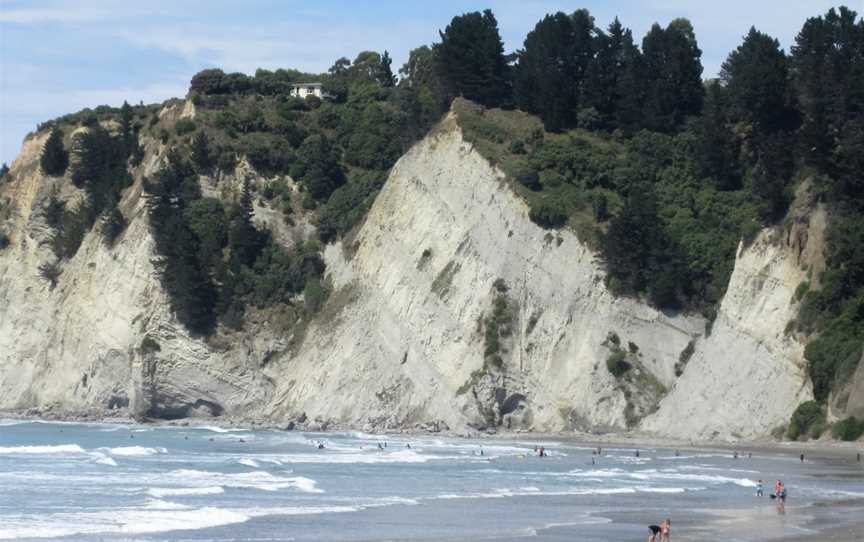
(0, 420), (862, 541)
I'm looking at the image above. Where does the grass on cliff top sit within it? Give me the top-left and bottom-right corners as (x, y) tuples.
(452, 99), (622, 248)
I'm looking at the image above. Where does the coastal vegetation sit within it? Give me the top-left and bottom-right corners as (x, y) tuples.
(29, 5), (864, 430)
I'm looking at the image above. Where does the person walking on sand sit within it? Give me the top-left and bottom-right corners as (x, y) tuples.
(756, 480), (764, 497)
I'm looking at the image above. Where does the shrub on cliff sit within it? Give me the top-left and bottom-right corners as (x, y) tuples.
(100, 207), (127, 246)
(832, 417), (864, 441)
(40, 126), (68, 176)
(606, 350), (631, 378)
(787, 401), (824, 440)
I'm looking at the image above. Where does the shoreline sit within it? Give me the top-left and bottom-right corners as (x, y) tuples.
(3, 409), (862, 462)
(3, 411), (863, 542)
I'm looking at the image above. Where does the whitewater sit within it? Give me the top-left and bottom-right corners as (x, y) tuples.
(0, 420), (862, 541)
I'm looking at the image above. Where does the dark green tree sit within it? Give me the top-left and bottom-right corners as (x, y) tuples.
(0, 162), (9, 180)
(720, 27), (791, 132)
(145, 151), (216, 335)
(640, 19), (704, 131)
(40, 126), (69, 176)
(352, 51), (381, 79)
(191, 131), (214, 171)
(791, 6), (864, 170)
(603, 185), (686, 308)
(228, 178), (263, 267)
(398, 46), (448, 130)
(749, 130), (794, 221)
(184, 198), (228, 267)
(691, 83), (742, 190)
(375, 50), (397, 87)
(514, 12), (582, 131)
(584, 17), (640, 127)
(120, 100), (135, 152)
(290, 134), (345, 201)
(434, 9), (510, 107)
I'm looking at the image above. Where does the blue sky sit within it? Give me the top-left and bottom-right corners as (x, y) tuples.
(0, 0), (852, 165)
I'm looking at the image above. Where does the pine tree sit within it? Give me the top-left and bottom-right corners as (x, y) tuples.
(692, 83), (741, 190)
(584, 18), (640, 127)
(191, 131), (213, 171)
(434, 9), (510, 107)
(120, 100), (134, 152)
(40, 126), (69, 176)
(514, 12), (579, 131)
(228, 178), (262, 268)
(640, 19), (704, 131)
(146, 151), (217, 335)
(513, 10), (594, 131)
(791, 6), (864, 171)
(0, 162), (9, 181)
(720, 27), (791, 133)
(376, 51), (396, 87)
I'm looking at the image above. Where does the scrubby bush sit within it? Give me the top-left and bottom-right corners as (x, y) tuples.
(140, 336), (161, 354)
(175, 118), (196, 135)
(303, 276), (327, 312)
(529, 202), (567, 228)
(516, 166), (540, 190)
(0, 231), (9, 250)
(606, 350), (631, 377)
(483, 287), (512, 363)
(787, 401), (824, 440)
(832, 417), (864, 441)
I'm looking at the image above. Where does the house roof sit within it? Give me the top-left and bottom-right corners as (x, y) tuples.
(291, 82), (323, 88)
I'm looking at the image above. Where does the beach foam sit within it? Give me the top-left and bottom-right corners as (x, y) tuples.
(162, 469), (323, 493)
(0, 507), (249, 540)
(0, 444), (85, 455)
(147, 486), (225, 497)
(103, 446), (166, 456)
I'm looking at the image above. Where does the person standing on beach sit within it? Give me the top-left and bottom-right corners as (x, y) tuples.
(800, 453), (805, 462)
(756, 480), (763, 497)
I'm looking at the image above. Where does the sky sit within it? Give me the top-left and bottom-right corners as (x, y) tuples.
(0, 0), (855, 165)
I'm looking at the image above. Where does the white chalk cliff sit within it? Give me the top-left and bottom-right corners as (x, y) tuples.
(0, 106), (821, 439)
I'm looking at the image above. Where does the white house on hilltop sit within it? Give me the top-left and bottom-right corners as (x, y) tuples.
(290, 82), (329, 99)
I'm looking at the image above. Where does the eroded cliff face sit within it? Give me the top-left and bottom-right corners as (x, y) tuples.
(0, 107), (819, 439)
